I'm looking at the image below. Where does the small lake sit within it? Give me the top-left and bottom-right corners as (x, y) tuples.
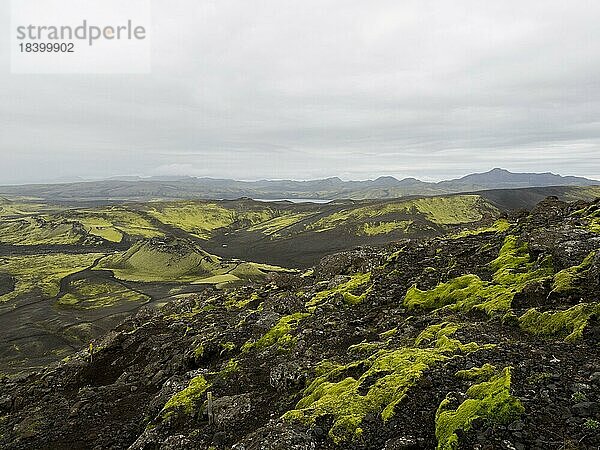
(252, 198), (333, 204)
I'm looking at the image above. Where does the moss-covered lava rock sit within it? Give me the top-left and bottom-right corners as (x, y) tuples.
(0, 196), (599, 450)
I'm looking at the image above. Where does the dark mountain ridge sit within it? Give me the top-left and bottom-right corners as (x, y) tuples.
(0, 169), (597, 201)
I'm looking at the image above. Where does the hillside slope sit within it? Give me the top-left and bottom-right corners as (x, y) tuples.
(1, 197), (599, 449)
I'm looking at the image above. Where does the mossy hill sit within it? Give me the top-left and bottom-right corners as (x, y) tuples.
(0, 196), (599, 449)
(0, 235), (293, 373)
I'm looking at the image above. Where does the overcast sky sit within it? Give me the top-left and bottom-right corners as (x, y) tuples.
(1, 0), (600, 183)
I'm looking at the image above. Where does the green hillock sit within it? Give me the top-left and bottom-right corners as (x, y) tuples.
(147, 202), (236, 239)
(410, 195), (496, 225)
(308, 195), (496, 233)
(0, 201), (45, 218)
(147, 202), (276, 239)
(66, 207), (163, 241)
(95, 240), (221, 282)
(0, 217), (85, 245)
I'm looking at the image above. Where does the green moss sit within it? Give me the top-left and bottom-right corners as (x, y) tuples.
(360, 221), (412, 236)
(406, 275), (486, 310)
(552, 251), (596, 294)
(455, 364), (497, 381)
(96, 239), (290, 286)
(518, 303), (600, 342)
(225, 292), (260, 310)
(162, 375), (210, 418)
(308, 195), (496, 233)
(435, 367), (524, 450)
(347, 341), (383, 355)
(0, 253), (103, 303)
(247, 212), (312, 236)
(220, 342), (235, 352)
(71, 207), (163, 240)
(165, 304), (213, 322)
(379, 328), (398, 339)
(452, 219), (511, 238)
(147, 201), (277, 239)
(95, 240), (221, 282)
(220, 358), (240, 376)
(404, 275), (514, 315)
(56, 279), (148, 309)
(411, 195), (496, 225)
(578, 202), (600, 232)
(491, 218), (511, 232)
(307, 273), (371, 310)
(193, 344), (204, 358)
(415, 322), (460, 346)
(490, 235), (529, 270)
(404, 236), (553, 315)
(525, 371), (552, 384)
(242, 312), (310, 352)
(283, 324), (483, 444)
(386, 247), (405, 263)
(301, 268), (314, 278)
(490, 236), (553, 286)
(276, 333), (298, 349)
(0, 217), (85, 245)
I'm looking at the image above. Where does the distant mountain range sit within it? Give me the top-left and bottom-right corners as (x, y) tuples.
(0, 168), (597, 201)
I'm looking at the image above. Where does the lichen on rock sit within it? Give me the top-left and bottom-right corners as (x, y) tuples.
(241, 312), (310, 352)
(306, 272), (372, 310)
(162, 375), (210, 419)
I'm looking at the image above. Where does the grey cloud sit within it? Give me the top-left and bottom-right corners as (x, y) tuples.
(1, 0), (600, 183)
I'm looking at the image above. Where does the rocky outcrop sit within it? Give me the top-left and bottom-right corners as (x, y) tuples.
(0, 198), (599, 449)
